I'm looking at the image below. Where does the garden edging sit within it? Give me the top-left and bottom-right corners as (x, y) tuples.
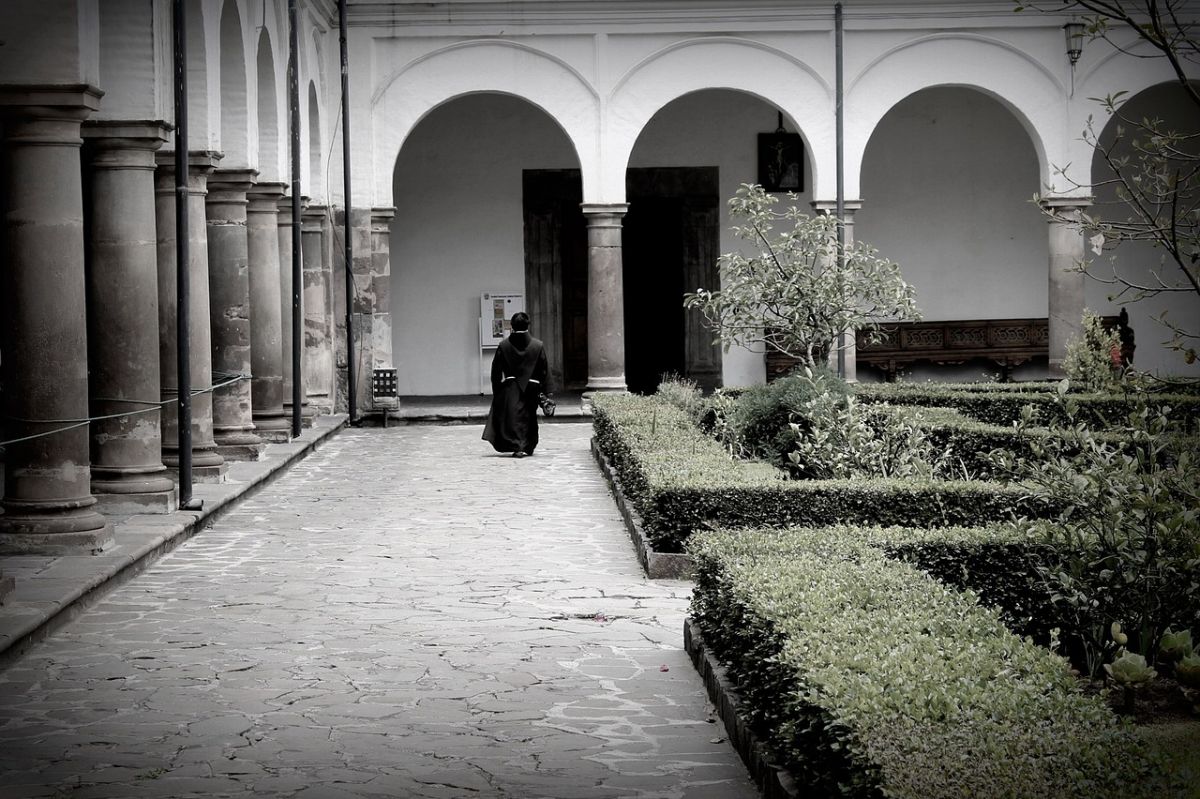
(590, 437), (693, 579)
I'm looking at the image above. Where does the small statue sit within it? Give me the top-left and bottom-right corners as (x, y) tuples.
(1117, 307), (1136, 366)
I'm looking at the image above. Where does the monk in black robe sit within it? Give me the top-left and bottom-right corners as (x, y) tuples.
(483, 312), (550, 457)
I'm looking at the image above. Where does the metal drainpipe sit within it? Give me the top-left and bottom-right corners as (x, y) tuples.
(289, 0), (302, 437)
(339, 0), (356, 424)
(174, 0), (201, 510)
(835, 2), (846, 380)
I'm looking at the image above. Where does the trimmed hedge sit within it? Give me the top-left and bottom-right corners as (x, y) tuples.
(856, 382), (1200, 430)
(592, 393), (1059, 553)
(689, 527), (1178, 799)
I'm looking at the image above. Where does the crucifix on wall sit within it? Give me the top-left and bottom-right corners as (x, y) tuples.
(758, 112), (804, 193)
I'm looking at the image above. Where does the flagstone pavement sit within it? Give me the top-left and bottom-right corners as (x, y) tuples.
(0, 422), (760, 799)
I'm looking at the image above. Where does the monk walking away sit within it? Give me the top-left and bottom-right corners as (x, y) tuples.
(483, 312), (550, 458)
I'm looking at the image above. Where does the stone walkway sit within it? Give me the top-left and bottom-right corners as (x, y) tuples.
(0, 423), (759, 799)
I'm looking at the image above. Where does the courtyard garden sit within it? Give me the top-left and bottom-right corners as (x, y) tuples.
(591, 175), (1200, 797)
(592, 371), (1200, 797)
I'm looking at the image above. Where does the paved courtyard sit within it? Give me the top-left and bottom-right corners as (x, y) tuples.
(0, 423), (759, 799)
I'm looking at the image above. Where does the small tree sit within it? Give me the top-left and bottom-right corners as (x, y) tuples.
(683, 184), (920, 368)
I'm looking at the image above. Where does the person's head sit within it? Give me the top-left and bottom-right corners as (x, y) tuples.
(511, 312), (530, 332)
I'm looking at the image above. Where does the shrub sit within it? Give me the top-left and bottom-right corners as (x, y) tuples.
(591, 392), (1056, 553)
(1065, 310), (1122, 392)
(724, 366), (849, 467)
(855, 381), (1200, 431)
(991, 389), (1200, 677)
(786, 372), (954, 480)
(653, 374), (707, 426)
(689, 527), (1178, 799)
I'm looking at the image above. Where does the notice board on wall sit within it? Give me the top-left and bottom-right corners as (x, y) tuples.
(480, 292), (525, 347)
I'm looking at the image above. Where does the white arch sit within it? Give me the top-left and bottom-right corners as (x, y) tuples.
(217, 0), (251, 167)
(255, 29), (282, 182)
(608, 37), (834, 200)
(1075, 34), (1194, 187)
(848, 33), (1062, 198)
(369, 40), (596, 205)
(186, 0), (219, 150)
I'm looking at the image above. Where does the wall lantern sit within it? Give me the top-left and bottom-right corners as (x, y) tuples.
(1064, 20), (1086, 65)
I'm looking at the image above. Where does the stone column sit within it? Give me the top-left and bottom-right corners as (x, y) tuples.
(278, 195), (311, 426)
(246, 182), (289, 442)
(812, 200), (864, 383)
(0, 85), (112, 554)
(82, 121), (177, 514)
(1043, 198), (1091, 378)
(302, 204), (334, 413)
(581, 203), (630, 393)
(369, 207), (396, 388)
(156, 151), (227, 482)
(206, 168), (264, 459)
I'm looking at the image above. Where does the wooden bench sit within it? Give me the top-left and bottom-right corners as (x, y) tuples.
(764, 317), (1120, 382)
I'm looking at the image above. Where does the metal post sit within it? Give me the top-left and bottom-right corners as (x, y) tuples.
(339, 0), (356, 423)
(835, 2), (846, 379)
(173, 0), (200, 509)
(289, 0), (302, 436)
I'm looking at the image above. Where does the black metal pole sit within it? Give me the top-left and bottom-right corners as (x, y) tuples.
(289, 0), (302, 437)
(835, 2), (846, 380)
(173, 0), (199, 509)
(339, 0), (356, 424)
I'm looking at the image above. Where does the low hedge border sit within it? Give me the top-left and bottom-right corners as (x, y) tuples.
(685, 618), (801, 799)
(689, 526), (1179, 799)
(855, 382), (1200, 430)
(590, 438), (693, 579)
(592, 393), (1060, 555)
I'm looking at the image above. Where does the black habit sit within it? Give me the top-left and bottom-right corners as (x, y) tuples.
(482, 331), (550, 455)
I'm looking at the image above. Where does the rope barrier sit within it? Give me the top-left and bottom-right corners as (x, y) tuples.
(0, 374), (251, 450)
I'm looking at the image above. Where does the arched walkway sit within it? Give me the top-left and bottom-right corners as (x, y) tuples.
(390, 93), (582, 396)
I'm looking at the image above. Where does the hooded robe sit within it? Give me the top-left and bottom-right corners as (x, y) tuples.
(482, 330), (550, 454)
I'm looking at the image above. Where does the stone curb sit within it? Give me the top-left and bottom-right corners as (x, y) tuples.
(0, 414), (347, 669)
(685, 618), (803, 799)
(590, 438), (694, 579)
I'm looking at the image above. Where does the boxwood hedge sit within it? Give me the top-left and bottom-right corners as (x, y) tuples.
(856, 382), (1200, 430)
(592, 393), (1058, 553)
(689, 527), (1180, 799)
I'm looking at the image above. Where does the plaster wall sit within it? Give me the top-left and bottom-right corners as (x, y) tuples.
(0, 0), (98, 86)
(390, 94), (578, 396)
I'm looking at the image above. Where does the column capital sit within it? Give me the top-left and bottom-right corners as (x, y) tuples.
(302, 204), (328, 230)
(811, 199), (864, 216)
(581, 202), (629, 223)
(83, 121), (169, 170)
(247, 181), (287, 211)
(209, 167), (259, 188)
(1039, 195), (1093, 212)
(83, 120), (170, 144)
(0, 84), (103, 118)
(157, 149), (223, 174)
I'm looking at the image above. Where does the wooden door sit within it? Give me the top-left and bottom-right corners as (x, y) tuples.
(624, 167), (721, 393)
(522, 170), (587, 391)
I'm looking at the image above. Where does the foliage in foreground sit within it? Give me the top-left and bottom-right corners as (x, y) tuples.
(992, 385), (1200, 679)
(690, 526), (1183, 799)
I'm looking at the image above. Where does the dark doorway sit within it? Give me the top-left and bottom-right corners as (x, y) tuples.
(522, 170), (587, 391)
(522, 166), (720, 395)
(624, 167), (721, 394)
